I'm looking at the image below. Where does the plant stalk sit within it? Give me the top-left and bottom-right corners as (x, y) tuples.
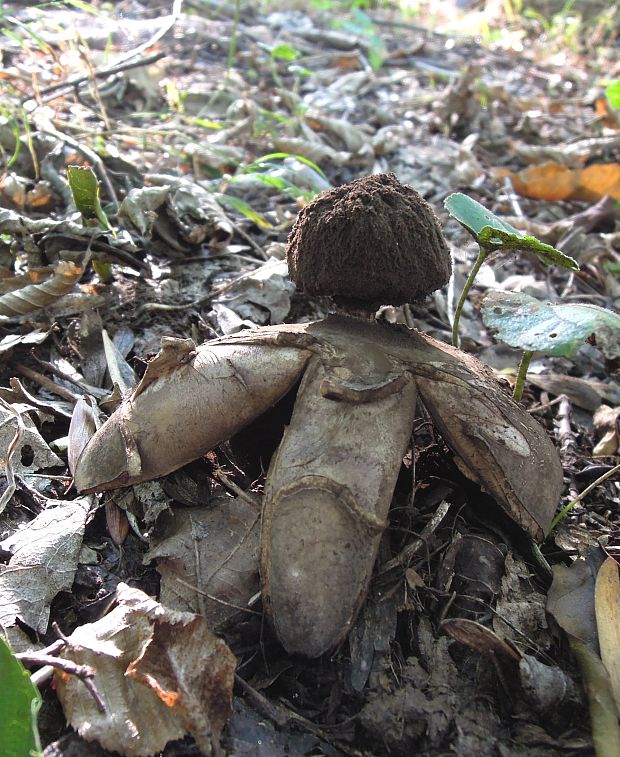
(451, 245), (488, 347)
(550, 463), (620, 531)
(513, 350), (533, 402)
(226, 0), (241, 82)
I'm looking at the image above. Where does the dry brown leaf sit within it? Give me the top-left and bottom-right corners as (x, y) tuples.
(594, 97), (620, 130)
(55, 583), (236, 757)
(0, 260), (83, 317)
(146, 498), (260, 630)
(592, 405), (620, 456)
(127, 614), (236, 756)
(494, 162), (620, 202)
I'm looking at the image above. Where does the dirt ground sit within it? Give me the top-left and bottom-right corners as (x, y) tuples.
(0, 1), (619, 755)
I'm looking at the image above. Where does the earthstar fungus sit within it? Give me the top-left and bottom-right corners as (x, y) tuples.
(74, 174), (563, 658)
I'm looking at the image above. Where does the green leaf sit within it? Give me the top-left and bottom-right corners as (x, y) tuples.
(270, 43), (299, 61)
(216, 194), (273, 228)
(243, 152), (327, 179)
(0, 637), (42, 757)
(444, 193), (579, 271)
(605, 80), (620, 110)
(67, 165), (112, 231)
(481, 290), (620, 359)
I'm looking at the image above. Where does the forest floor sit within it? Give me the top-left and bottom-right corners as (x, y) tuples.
(0, 1), (619, 755)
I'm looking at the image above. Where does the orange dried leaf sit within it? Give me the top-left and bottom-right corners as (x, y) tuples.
(574, 164), (620, 202)
(594, 97), (620, 129)
(495, 162), (620, 203)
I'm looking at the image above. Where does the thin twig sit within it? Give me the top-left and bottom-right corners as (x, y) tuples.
(556, 396), (579, 503)
(17, 652), (106, 713)
(29, 352), (107, 399)
(12, 362), (80, 404)
(378, 500), (451, 575)
(174, 577), (262, 616)
(0, 397), (25, 512)
(212, 468), (262, 510)
(231, 222), (268, 260)
(37, 52), (166, 99)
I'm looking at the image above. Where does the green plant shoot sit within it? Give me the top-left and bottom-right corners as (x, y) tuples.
(67, 165), (112, 232)
(444, 192), (579, 348)
(480, 290), (620, 401)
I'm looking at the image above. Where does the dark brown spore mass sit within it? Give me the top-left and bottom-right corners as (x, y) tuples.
(286, 173), (452, 308)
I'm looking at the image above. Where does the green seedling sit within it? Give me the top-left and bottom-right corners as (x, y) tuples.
(232, 152), (328, 200)
(606, 80), (620, 110)
(444, 192), (579, 348)
(0, 637), (42, 757)
(67, 165), (114, 280)
(480, 290), (620, 401)
(67, 165), (112, 232)
(334, 9), (386, 70)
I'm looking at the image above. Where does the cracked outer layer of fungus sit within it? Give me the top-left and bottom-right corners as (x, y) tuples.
(74, 173), (563, 660)
(286, 172), (452, 307)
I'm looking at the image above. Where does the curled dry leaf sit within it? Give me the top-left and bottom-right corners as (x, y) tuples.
(592, 405), (620, 457)
(0, 260), (83, 317)
(55, 583), (236, 757)
(68, 395), (101, 476)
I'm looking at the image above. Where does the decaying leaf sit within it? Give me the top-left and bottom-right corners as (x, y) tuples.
(594, 557), (620, 717)
(0, 403), (64, 515)
(592, 405), (620, 457)
(117, 185), (170, 236)
(0, 496), (94, 634)
(548, 553), (620, 755)
(55, 583), (236, 757)
(68, 395), (101, 476)
(145, 496), (260, 630)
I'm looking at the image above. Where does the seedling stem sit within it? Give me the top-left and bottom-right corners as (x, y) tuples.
(513, 350), (533, 402)
(452, 245), (490, 347)
(549, 462), (620, 531)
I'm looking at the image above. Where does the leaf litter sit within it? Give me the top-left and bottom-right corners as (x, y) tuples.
(0, 0), (619, 755)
